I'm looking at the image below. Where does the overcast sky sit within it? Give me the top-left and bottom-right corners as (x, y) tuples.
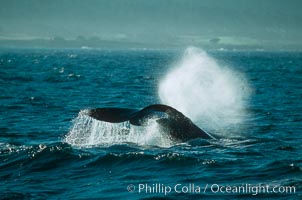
(0, 0), (301, 47)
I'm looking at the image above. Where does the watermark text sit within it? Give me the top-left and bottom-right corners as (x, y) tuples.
(126, 183), (296, 196)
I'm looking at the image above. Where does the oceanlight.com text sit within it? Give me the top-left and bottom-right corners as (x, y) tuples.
(127, 183), (296, 196)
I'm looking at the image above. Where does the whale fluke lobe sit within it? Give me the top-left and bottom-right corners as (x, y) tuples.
(85, 104), (215, 141)
(88, 108), (137, 123)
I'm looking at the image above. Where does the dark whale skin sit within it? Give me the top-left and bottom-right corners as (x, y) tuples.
(86, 104), (215, 141)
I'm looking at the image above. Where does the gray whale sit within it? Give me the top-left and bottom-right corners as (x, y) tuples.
(85, 104), (215, 142)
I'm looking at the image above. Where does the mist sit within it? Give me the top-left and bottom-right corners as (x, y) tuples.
(0, 0), (301, 50)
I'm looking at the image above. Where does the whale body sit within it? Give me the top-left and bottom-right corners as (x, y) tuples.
(84, 104), (215, 142)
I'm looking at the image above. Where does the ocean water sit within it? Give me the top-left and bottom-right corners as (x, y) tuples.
(0, 47), (301, 199)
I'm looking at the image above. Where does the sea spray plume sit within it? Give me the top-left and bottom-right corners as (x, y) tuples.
(158, 47), (250, 136)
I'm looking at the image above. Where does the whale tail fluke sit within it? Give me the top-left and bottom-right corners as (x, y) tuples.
(87, 108), (137, 123)
(84, 104), (215, 141)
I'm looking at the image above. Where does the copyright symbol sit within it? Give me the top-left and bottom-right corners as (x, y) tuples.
(127, 184), (135, 192)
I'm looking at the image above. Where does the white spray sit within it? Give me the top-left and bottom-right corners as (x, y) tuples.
(64, 110), (174, 147)
(159, 47), (250, 135)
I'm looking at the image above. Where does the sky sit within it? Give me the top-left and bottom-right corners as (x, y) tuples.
(0, 0), (302, 49)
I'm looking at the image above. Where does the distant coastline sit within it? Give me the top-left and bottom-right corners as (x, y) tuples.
(1, 36), (301, 51)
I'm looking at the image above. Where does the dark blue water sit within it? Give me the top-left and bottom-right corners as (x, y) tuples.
(1, 48), (301, 199)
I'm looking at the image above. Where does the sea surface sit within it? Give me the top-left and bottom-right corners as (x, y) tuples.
(0, 47), (301, 199)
